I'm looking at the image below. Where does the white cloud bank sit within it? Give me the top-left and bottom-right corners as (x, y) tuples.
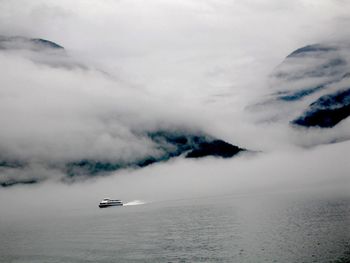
(0, 0), (349, 185)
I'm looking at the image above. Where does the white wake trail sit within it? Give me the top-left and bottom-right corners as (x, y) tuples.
(123, 200), (146, 206)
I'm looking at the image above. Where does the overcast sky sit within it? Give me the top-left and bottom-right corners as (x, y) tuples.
(0, 0), (349, 193)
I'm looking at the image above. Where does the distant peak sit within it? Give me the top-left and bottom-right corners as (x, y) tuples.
(30, 38), (64, 49)
(287, 44), (338, 58)
(0, 36), (64, 51)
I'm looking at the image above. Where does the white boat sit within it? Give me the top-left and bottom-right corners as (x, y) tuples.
(99, 198), (123, 208)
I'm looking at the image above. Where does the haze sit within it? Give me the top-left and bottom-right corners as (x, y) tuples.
(0, 0), (349, 211)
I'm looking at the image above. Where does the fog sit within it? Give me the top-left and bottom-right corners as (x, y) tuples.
(0, 0), (349, 194)
(1, 140), (349, 222)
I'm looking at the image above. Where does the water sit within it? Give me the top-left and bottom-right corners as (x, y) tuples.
(1, 191), (349, 263)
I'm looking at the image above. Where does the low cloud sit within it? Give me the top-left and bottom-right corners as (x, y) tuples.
(0, 0), (350, 185)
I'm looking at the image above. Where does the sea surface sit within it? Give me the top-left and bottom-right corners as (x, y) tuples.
(1, 190), (349, 263)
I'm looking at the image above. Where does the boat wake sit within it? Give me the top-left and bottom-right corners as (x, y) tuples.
(123, 200), (146, 206)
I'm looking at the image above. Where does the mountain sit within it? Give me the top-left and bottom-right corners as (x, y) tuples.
(0, 130), (245, 187)
(0, 35), (88, 69)
(0, 36), (64, 51)
(258, 42), (350, 129)
(292, 87), (350, 128)
(6, 37), (349, 187)
(0, 36), (247, 187)
(64, 131), (245, 181)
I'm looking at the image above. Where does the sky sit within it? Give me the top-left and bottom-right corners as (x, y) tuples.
(0, 0), (349, 197)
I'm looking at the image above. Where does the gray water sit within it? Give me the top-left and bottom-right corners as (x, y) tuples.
(1, 191), (349, 263)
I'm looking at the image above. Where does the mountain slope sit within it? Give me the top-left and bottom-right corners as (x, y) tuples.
(0, 36), (246, 187)
(0, 36), (64, 51)
(256, 42), (350, 129)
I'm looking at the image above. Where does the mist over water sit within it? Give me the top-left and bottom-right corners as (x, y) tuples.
(1, 183), (349, 262)
(0, 140), (349, 262)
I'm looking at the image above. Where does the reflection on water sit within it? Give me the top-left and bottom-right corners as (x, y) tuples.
(0, 192), (349, 263)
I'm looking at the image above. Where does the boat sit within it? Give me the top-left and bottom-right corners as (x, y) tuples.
(98, 198), (123, 208)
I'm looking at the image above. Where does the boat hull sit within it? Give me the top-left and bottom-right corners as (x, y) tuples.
(99, 203), (123, 208)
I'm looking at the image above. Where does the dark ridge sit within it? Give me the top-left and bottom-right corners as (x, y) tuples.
(66, 160), (123, 177)
(0, 160), (24, 168)
(278, 85), (325, 102)
(31, 38), (64, 49)
(137, 157), (158, 167)
(186, 140), (243, 158)
(292, 104), (350, 128)
(292, 88), (350, 128)
(287, 44), (337, 58)
(146, 130), (211, 157)
(0, 36), (64, 51)
(65, 131), (246, 178)
(147, 130), (195, 153)
(0, 178), (38, 188)
(3, 131), (237, 185)
(274, 58), (347, 82)
(0, 160), (34, 187)
(277, 71), (349, 102)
